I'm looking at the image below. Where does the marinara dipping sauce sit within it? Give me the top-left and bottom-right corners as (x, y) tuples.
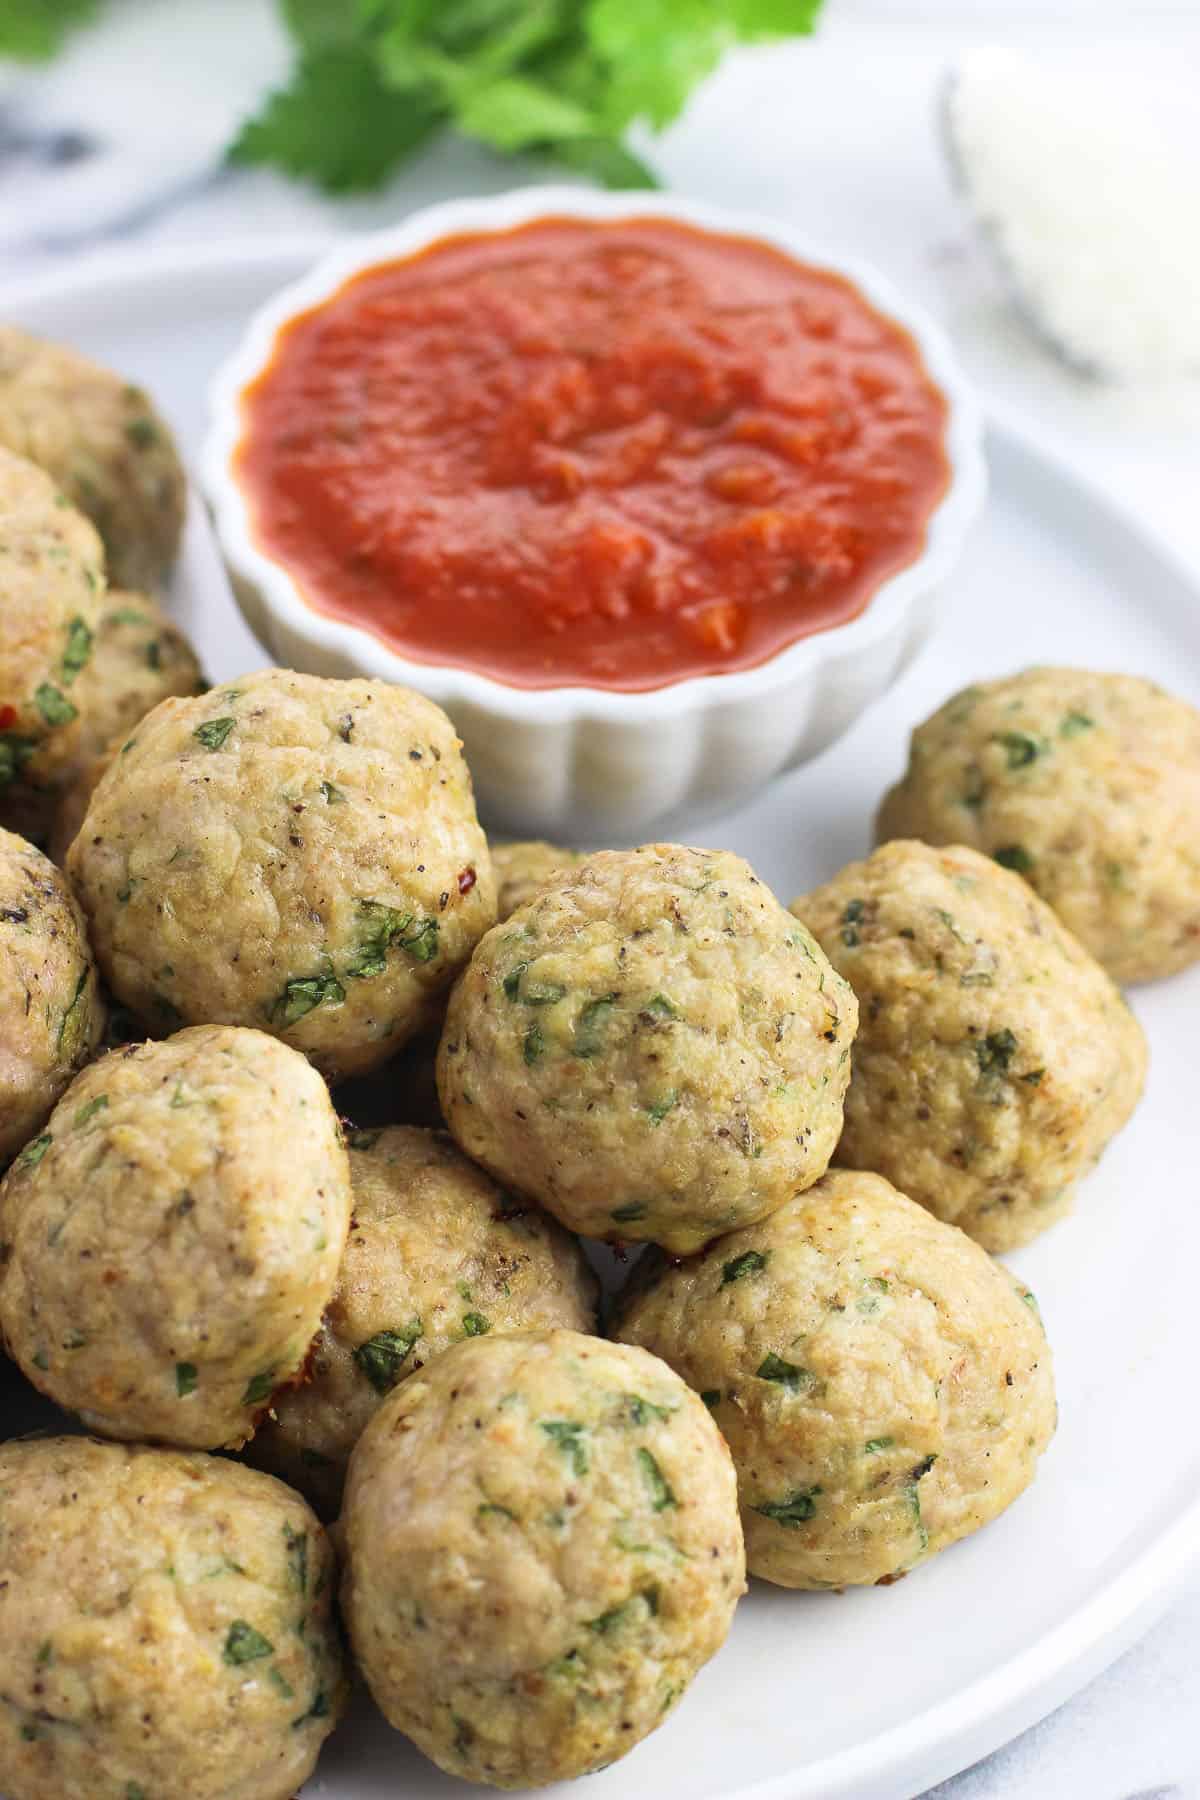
(237, 217), (950, 692)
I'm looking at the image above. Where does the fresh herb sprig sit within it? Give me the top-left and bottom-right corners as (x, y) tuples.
(1, 0), (825, 191)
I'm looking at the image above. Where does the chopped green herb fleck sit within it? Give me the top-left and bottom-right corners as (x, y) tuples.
(461, 1311), (491, 1336)
(540, 1419), (588, 1477)
(61, 616), (93, 682)
(284, 1523), (308, 1592)
(587, 1600), (634, 1635)
(223, 1620), (274, 1664)
(17, 1133), (52, 1169)
(574, 993), (617, 1056)
(346, 1128), (381, 1150)
(125, 416), (160, 449)
(611, 1201), (646, 1224)
(993, 845), (1035, 875)
(975, 1029), (1018, 1077)
(478, 1502), (516, 1521)
(1022, 1068), (1045, 1086)
(1060, 711), (1094, 737)
(754, 1486), (821, 1527)
(523, 1024), (544, 1066)
(319, 780), (344, 804)
(755, 1352), (813, 1394)
(353, 1322), (422, 1393)
(35, 682), (77, 726)
(636, 1447), (677, 1511)
(272, 973), (344, 1025)
(865, 1436), (894, 1454)
(0, 735), (37, 787)
(994, 730), (1041, 769)
(126, 1785), (148, 1800)
(110, 607), (150, 626)
(268, 1666), (295, 1700)
(523, 978), (566, 1006)
(502, 962), (528, 999)
(292, 1689), (330, 1729)
(347, 900), (438, 975)
(145, 640), (162, 671)
(644, 992), (679, 1018)
(193, 717), (235, 751)
(841, 898), (866, 947)
(242, 1369), (277, 1407)
(628, 1395), (671, 1425)
(644, 1090), (677, 1125)
(176, 1362), (198, 1397)
(700, 1389), (721, 1410)
(54, 968), (88, 1050)
(73, 1094), (108, 1127)
(32, 1348), (49, 1371)
(908, 1481), (928, 1550)
(452, 1714), (474, 1758)
(722, 1249), (769, 1286)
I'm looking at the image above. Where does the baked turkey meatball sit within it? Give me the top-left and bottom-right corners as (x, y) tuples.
(0, 1437), (345, 1800)
(0, 446), (103, 810)
(0, 1024), (350, 1446)
(616, 1168), (1056, 1588)
(49, 589), (206, 863)
(438, 844), (857, 1253)
(68, 668), (496, 1078)
(492, 839), (584, 921)
(247, 1125), (598, 1516)
(876, 667), (1200, 984)
(0, 326), (185, 591)
(0, 826), (104, 1163)
(793, 840), (1146, 1251)
(341, 1329), (744, 1788)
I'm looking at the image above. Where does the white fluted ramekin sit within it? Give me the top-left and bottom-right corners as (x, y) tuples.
(204, 186), (985, 840)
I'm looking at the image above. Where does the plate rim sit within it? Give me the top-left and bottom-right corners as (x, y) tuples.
(6, 235), (1200, 1800)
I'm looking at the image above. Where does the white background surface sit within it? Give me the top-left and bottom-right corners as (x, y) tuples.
(3, 4), (1199, 1796)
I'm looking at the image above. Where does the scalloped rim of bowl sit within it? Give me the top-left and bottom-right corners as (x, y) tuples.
(203, 185), (986, 726)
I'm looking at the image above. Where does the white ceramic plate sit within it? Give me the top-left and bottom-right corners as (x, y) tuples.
(4, 242), (1199, 1800)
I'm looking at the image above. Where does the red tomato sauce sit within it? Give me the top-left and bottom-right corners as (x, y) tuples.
(237, 217), (950, 691)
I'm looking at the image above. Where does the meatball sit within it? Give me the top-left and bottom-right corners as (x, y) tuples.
(0, 1436), (344, 1800)
(0, 326), (185, 591)
(0, 1024), (351, 1447)
(49, 589), (207, 864)
(492, 839), (584, 921)
(876, 667), (1200, 984)
(438, 844), (857, 1253)
(247, 1125), (598, 1516)
(0, 827), (105, 1163)
(792, 840), (1146, 1251)
(0, 446), (104, 808)
(615, 1168), (1056, 1588)
(68, 668), (496, 1078)
(341, 1328), (745, 1788)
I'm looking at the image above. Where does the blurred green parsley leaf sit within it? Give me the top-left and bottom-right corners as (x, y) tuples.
(0, 0), (100, 61)
(232, 0), (825, 190)
(2, 0), (824, 189)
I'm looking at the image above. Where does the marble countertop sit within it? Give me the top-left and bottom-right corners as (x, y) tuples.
(4, 3), (1200, 1795)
